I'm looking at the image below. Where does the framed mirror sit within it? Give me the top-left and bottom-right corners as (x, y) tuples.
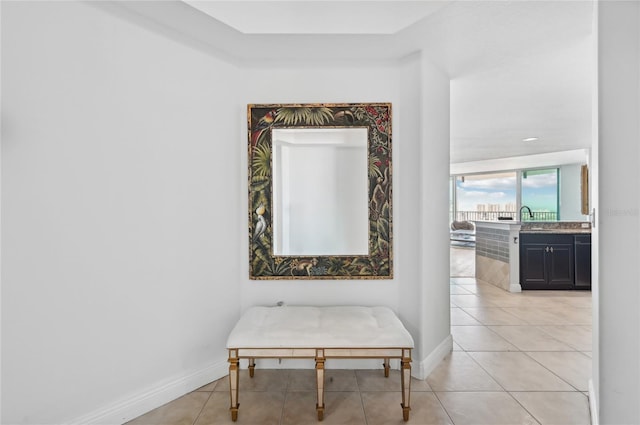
(248, 103), (392, 279)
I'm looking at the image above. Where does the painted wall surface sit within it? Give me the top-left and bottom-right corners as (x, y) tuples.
(559, 163), (589, 221)
(598, 1), (640, 423)
(1, 2), (241, 423)
(239, 60), (451, 374)
(1, 1), (453, 424)
(240, 64), (399, 312)
(416, 53), (452, 365)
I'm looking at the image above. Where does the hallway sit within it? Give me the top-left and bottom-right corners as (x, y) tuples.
(127, 267), (592, 424)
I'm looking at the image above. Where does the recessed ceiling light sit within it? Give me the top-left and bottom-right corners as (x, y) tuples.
(522, 137), (539, 142)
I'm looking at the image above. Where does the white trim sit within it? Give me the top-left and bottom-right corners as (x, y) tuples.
(413, 334), (452, 380)
(64, 335), (454, 424)
(65, 357), (228, 425)
(589, 378), (598, 425)
(509, 283), (522, 293)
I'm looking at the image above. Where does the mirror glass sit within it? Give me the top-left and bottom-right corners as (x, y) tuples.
(248, 103), (393, 279)
(272, 128), (368, 256)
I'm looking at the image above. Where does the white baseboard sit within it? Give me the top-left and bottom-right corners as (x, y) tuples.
(413, 334), (453, 380)
(588, 378), (598, 425)
(509, 283), (522, 293)
(64, 336), (453, 425)
(65, 357), (228, 425)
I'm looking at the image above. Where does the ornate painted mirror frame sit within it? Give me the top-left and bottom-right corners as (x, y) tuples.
(248, 103), (392, 279)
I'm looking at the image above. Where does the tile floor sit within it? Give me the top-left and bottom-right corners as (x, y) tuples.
(127, 249), (592, 425)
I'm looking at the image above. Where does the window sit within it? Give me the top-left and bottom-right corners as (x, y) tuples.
(454, 172), (517, 221)
(521, 168), (559, 221)
(451, 168), (560, 223)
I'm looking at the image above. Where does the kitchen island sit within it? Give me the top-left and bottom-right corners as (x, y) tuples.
(474, 220), (522, 292)
(474, 220), (592, 292)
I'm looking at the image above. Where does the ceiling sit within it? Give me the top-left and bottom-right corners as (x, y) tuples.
(184, 1), (451, 34)
(117, 0), (595, 168)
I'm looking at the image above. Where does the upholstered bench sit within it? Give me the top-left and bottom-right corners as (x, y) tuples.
(226, 305), (414, 421)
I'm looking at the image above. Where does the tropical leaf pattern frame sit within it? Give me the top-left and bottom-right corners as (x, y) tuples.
(248, 103), (393, 279)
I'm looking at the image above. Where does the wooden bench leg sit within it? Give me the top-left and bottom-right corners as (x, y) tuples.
(228, 350), (240, 422)
(400, 349), (412, 422)
(248, 358), (255, 378)
(383, 358), (390, 377)
(315, 349), (325, 421)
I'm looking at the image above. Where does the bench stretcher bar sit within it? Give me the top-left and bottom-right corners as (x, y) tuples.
(227, 347), (412, 422)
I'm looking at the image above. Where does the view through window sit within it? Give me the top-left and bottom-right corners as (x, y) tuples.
(521, 168), (559, 221)
(452, 169), (559, 223)
(455, 172), (517, 221)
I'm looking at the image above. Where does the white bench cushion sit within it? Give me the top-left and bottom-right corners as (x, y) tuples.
(226, 306), (414, 349)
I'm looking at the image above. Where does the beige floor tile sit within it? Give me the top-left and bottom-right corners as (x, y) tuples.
(511, 392), (591, 425)
(451, 294), (497, 308)
(363, 391), (453, 425)
(526, 351), (592, 391)
(436, 392), (539, 425)
(488, 325), (574, 351)
(287, 369), (317, 391)
(544, 307), (592, 325)
(355, 369), (424, 392)
(126, 392), (210, 425)
(195, 390), (284, 425)
(452, 341), (463, 351)
(449, 277), (480, 285)
(480, 293), (539, 308)
(450, 285), (474, 295)
(287, 369), (359, 392)
(552, 295), (593, 309)
(214, 369), (289, 392)
(451, 308), (482, 325)
(457, 285), (478, 294)
(519, 293), (572, 307)
(212, 376), (228, 392)
(450, 247), (475, 277)
(356, 369), (400, 391)
(282, 391), (366, 425)
(451, 326), (518, 351)
(411, 375), (434, 392)
(538, 325), (592, 351)
(426, 351), (502, 392)
(469, 352), (574, 391)
(326, 369), (360, 391)
(461, 307), (528, 325)
(194, 381), (218, 392)
(500, 307), (572, 325)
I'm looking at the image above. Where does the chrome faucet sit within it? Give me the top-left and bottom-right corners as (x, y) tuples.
(519, 205), (533, 220)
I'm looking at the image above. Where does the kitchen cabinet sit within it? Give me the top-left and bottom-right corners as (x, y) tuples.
(520, 233), (575, 289)
(574, 234), (592, 289)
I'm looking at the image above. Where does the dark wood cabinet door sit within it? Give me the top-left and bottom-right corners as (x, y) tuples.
(547, 243), (574, 287)
(521, 244), (547, 287)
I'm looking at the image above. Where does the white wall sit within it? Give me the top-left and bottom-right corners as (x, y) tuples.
(597, 1), (640, 423)
(559, 163), (589, 221)
(238, 58), (451, 376)
(240, 63), (400, 314)
(416, 53), (453, 371)
(1, 2), (453, 424)
(2, 2), (241, 423)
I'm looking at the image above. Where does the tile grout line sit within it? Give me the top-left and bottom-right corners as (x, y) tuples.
(521, 351), (586, 393)
(279, 369), (291, 425)
(354, 370), (370, 425)
(191, 390), (214, 425)
(431, 390), (458, 425)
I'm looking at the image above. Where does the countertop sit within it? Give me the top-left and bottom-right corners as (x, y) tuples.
(519, 228), (591, 234)
(519, 222), (591, 234)
(474, 220), (592, 234)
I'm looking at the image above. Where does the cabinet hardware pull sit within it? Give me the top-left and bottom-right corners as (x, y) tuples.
(550, 247), (554, 253)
